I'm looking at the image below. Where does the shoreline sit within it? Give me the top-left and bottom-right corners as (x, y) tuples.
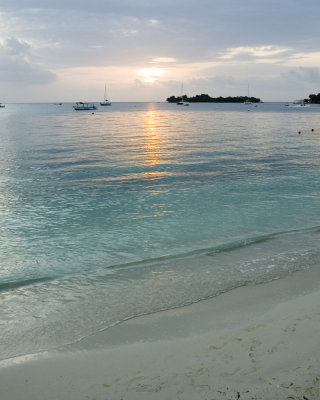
(1, 266), (320, 399)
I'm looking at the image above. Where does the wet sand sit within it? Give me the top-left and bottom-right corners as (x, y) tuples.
(0, 266), (319, 400)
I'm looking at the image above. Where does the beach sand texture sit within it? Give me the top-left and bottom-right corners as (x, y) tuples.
(0, 266), (319, 400)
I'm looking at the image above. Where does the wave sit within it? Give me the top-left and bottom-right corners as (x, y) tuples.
(103, 224), (320, 270)
(1, 224), (319, 362)
(1, 225), (319, 294)
(0, 276), (54, 293)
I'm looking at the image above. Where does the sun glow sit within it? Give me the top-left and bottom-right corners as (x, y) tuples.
(138, 68), (164, 83)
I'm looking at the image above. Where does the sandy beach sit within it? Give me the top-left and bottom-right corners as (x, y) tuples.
(1, 265), (319, 400)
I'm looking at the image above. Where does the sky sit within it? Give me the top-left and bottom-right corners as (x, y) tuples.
(0, 0), (320, 102)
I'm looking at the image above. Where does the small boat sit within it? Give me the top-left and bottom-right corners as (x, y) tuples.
(244, 83), (252, 104)
(100, 85), (111, 106)
(287, 100), (310, 108)
(176, 82), (190, 106)
(73, 102), (97, 110)
(0, 103), (5, 108)
(176, 99), (190, 106)
(293, 99), (309, 106)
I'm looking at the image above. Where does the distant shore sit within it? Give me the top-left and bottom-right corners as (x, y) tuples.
(1, 264), (319, 400)
(166, 94), (261, 103)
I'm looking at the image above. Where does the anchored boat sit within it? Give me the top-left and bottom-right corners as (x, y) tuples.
(73, 102), (97, 110)
(100, 85), (111, 106)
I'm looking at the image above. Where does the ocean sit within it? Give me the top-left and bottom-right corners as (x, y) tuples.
(0, 101), (319, 361)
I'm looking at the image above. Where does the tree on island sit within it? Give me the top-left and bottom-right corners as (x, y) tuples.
(166, 93), (261, 103)
(306, 93), (320, 104)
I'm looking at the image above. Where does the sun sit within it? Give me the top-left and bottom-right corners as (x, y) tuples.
(138, 68), (164, 83)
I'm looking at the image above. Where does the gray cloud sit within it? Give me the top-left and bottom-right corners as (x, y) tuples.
(3, 1), (320, 63)
(1, 0), (320, 101)
(0, 37), (56, 84)
(282, 67), (320, 84)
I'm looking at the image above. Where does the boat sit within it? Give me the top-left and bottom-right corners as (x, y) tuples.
(286, 99), (310, 108)
(73, 102), (97, 110)
(176, 83), (190, 106)
(293, 99), (309, 106)
(0, 103), (5, 108)
(176, 99), (190, 106)
(100, 85), (111, 106)
(244, 83), (252, 104)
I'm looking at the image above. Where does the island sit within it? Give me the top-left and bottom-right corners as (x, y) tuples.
(166, 93), (261, 103)
(305, 93), (320, 104)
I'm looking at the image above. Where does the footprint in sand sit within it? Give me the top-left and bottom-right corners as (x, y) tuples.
(284, 323), (297, 333)
(136, 382), (164, 392)
(127, 376), (165, 392)
(244, 323), (265, 332)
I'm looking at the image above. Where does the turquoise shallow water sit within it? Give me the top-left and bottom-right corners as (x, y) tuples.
(0, 102), (319, 359)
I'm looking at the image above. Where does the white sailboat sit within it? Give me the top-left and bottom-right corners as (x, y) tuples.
(176, 83), (190, 106)
(100, 85), (111, 106)
(244, 83), (252, 104)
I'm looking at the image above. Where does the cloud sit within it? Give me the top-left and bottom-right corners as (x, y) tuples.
(219, 45), (292, 61)
(1, 1), (320, 101)
(151, 57), (176, 63)
(281, 67), (320, 84)
(0, 37), (56, 84)
(1, 37), (30, 56)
